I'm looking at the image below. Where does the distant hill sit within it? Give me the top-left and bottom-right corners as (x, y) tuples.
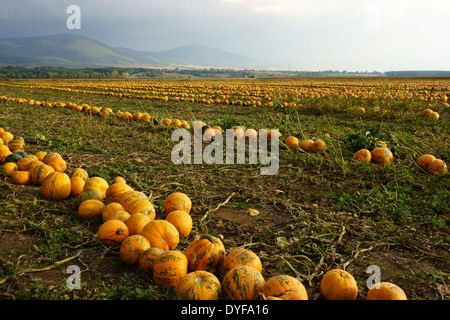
(0, 33), (273, 69)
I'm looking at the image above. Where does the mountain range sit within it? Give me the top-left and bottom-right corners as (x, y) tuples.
(0, 33), (273, 69)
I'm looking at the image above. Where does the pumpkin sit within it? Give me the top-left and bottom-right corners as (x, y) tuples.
(5, 153), (22, 163)
(320, 268), (358, 300)
(70, 168), (89, 181)
(284, 136), (299, 148)
(97, 219), (129, 247)
(0, 145), (12, 163)
(30, 163), (55, 185)
(1, 162), (18, 177)
(244, 129), (258, 140)
(76, 190), (104, 206)
(427, 159), (447, 176)
(102, 202), (125, 222)
(261, 275), (308, 300)
(43, 152), (62, 164)
(46, 155), (67, 172)
(78, 199), (105, 220)
(165, 210), (193, 238)
(141, 219), (180, 251)
(184, 234), (225, 274)
(8, 139), (25, 152)
(41, 172), (71, 200)
(70, 176), (85, 196)
(366, 282), (407, 300)
(34, 151), (47, 162)
(0, 131), (13, 143)
(152, 250), (188, 287)
(354, 149), (372, 163)
(108, 210), (131, 223)
(15, 157), (32, 171)
(416, 154), (436, 172)
(125, 199), (156, 218)
(10, 170), (31, 185)
(120, 235), (151, 266)
(112, 176), (126, 184)
(119, 190), (148, 209)
(139, 247), (165, 274)
(222, 247), (262, 274)
(175, 271), (222, 300)
(371, 147), (393, 164)
(83, 177), (109, 199)
(105, 183), (134, 204)
(126, 212), (153, 235)
(163, 192), (192, 214)
(27, 160), (43, 173)
(310, 139), (327, 153)
(299, 139), (314, 152)
(260, 129), (281, 142)
(222, 265), (265, 300)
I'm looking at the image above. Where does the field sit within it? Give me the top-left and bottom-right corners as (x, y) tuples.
(0, 76), (449, 301)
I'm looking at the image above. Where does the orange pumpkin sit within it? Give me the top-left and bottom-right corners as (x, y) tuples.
(141, 219), (180, 251)
(354, 149), (372, 163)
(366, 282), (407, 300)
(284, 136), (299, 148)
(222, 265), (265, 300)
(46, 157), (67, 172)
(70, 176), (85, 197)
(97, 219), (129, 247)
(163, 192), (192, 214)
(139, 247), (165, 274)
(125, 199), (156, 218)
(261, 275), (308, 300)
(165, 210), (193, 238)
(83, 176), (109, 199)
(102, 202), (125, 222)
(175, 271), (222, 300)
(416, 154), (436, 172)
(43, 152), (62, 164)
(222, 247), (262, 274)
(152, 250), (188, 287)
(34, 151), (47, 162)
(41, 172), (71, 200)
(0, 145), (12, 164)
(371, 147), (393, 164)
(16, 157), (33, 171)
(320, 268), (358, 300)
(310, 139), (327, 153)
(10, 170), (31, 185)
(108, 210), (131, 223)
(105, 182), (134, 204)
(30, 163), (55, 185)
(78, 199), (105, 220)
(76, 190), (103, 206)
(70, 168), (89, 181)
(112, 176), (127, 184)
(427, 159), (447, 176)
(184, 234), (226, 274)
(119, 235), (151, 266)
(119, 190), (148, 210)
(126, 212), (153, 235)
(2, 162), (18, 177)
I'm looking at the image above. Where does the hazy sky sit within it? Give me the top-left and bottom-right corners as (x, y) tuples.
(1, 0), (449, 71)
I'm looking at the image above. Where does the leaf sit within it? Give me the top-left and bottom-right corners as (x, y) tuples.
(248, 208), (260, 216)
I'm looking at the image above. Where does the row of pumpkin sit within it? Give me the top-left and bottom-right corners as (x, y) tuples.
(2, 94), (447, 174)
(1, 127), (409, 300)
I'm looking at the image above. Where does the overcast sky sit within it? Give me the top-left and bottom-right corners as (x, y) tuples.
(1, 0), (449, 71)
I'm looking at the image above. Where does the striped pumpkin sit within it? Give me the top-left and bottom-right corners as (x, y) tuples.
(140, 219), (180, 251)
(120, 235), (151, 266)
(41, 172), (71, 200)
(139, 247), (165, 274)
(105, 183), (134, 204)
(175, 271), (222, 300)
(152, 250), (188, 287)
(83, 176), (109, 199)
(222, 265), (265, 300)
(30, 163), (55, 185)
(184, 234), (225, 274)
(222, 248), (262, 274)
(261, 275), (308, 300)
